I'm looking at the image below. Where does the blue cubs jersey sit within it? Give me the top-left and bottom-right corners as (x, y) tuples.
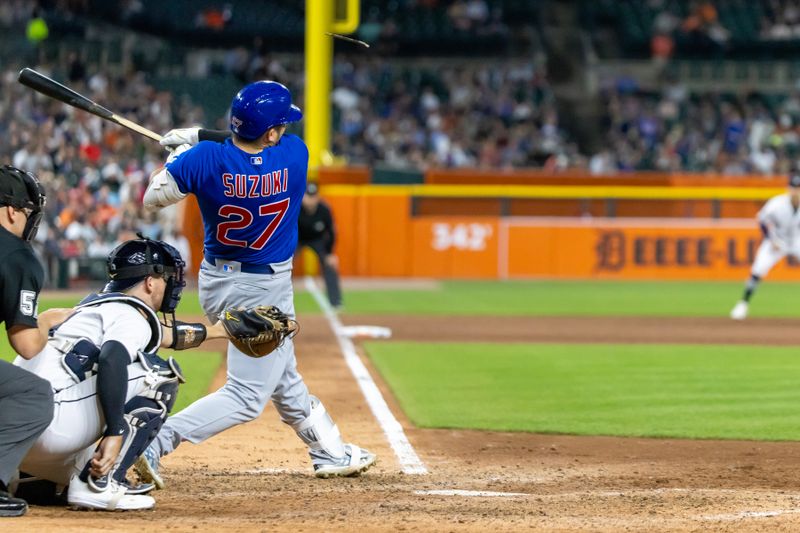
(166, 134), (308, 265)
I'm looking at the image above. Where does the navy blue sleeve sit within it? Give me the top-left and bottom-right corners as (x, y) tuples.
(96, 340), (129, 437)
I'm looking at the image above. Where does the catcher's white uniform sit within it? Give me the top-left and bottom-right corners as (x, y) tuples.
(14, 293), (182, 509)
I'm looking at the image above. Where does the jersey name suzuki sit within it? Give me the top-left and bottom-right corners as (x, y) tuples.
(166, 135), (308, 264)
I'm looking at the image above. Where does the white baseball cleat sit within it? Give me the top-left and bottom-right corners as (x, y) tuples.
(730, 300), (748, 320)
(313, 444), (377, 479)
(67, 475), (154, 511)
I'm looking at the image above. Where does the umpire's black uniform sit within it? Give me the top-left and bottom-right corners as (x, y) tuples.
(298, 182), (342, 307)
(0, 168), (53, 517)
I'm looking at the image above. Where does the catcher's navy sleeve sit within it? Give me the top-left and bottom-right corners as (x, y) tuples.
(96, 340), (129, 437)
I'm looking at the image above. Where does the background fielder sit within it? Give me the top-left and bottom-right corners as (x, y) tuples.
(730, 173), (800, 320)
(139, 80), (376, 484)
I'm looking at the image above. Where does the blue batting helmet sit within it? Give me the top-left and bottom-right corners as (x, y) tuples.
(229, 81), (303, 140)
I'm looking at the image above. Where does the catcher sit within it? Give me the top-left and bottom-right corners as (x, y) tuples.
(13, 236), (294, 511)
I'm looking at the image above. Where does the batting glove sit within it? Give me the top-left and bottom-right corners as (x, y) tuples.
(165, 143), (192, 164)
(159, 127), (200, 148)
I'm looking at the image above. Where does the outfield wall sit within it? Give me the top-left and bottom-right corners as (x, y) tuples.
(181, 183), (800, 281)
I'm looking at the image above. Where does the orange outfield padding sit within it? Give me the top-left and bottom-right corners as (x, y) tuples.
(503, 219), (800, 280)
(409, 218), (500, 278)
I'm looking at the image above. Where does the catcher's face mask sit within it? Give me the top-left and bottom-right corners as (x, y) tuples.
(158, 241), (186, 314)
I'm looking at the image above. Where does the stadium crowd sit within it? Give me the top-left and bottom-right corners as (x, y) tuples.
(0, 61), (196, 286)
(233, 49), (571, 169)
(0, 47), (577, 287)
(329, 59), (572, 169)
(6, 0), (800, 285)
(6, 52), (800, 285)
(592, 76), (800, 175)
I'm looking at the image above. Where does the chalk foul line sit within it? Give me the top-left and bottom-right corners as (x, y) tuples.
(304, 276), (428, 475)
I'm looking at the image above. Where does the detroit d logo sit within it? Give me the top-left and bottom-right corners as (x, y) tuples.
(231, 116), (243, 129)
(595, 230), (626, 271)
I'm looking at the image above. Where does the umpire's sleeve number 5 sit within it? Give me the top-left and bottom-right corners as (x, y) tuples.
(216, 199), (291, 250)
(19, 290), (36, 316)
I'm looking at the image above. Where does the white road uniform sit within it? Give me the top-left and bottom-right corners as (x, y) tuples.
(751, 193), (800, 277)
(13, 294), (180, 500)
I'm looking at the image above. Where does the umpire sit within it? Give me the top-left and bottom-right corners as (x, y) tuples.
(298, 182), (343, 308)
(0, 166), (64, 517)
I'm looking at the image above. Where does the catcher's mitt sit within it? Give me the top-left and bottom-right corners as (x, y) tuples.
(218, 305), (298, 357)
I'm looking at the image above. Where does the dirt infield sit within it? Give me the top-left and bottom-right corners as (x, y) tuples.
(8, 314), (800, 531)
(347, 314), (800, 345)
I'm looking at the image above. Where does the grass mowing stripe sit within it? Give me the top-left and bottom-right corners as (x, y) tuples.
(365, 341), (800, 441)
(341, 280), (800, 317)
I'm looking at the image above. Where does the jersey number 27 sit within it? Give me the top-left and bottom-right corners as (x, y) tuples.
(216, 199), (290, 249)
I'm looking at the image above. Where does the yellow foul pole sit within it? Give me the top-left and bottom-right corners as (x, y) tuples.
(305, 0), (333, 179)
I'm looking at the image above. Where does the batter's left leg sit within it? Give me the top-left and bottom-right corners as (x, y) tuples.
(271, 349), (376, 478)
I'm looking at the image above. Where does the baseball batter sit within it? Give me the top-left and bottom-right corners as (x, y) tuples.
(139, 80), (375, 485)
(730, 174), (800, 320)
(14, 236), (228, 510)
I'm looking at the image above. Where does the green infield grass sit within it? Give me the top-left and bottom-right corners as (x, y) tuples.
(41, 289), (319, 316)
(341, 279), (800, 317)
(160, 349), (223, 412)
(174, 290), (318, 316)
(366, 341), (800, 440)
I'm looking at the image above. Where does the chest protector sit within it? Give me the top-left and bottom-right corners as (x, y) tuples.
(57, 293), (176, 385)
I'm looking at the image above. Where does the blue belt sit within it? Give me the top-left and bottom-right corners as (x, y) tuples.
(204, 256), (274, 274)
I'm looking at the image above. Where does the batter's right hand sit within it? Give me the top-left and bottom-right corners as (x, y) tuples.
(160, 127), (200, 148)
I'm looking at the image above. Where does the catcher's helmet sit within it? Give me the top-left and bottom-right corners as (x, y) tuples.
(229, 80), (303, 140)
(0, 165), (45, 242)
(104, 235), (186, 313)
